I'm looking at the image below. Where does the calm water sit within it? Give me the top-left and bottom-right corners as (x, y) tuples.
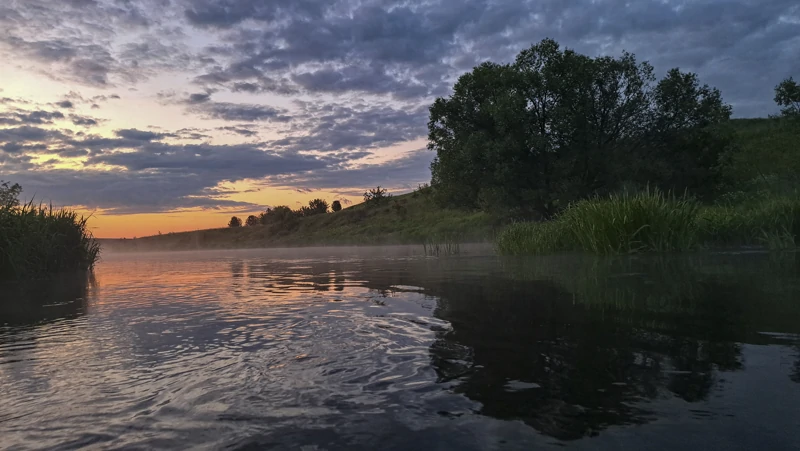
(2, 247), (800, 450)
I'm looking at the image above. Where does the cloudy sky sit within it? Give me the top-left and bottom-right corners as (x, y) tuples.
(1, 0), (797, 237)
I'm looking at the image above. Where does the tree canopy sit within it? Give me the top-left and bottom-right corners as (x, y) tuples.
(775, 77), (800, 117)
(428, 38), (732, 218)
(228, 216), (242, 228)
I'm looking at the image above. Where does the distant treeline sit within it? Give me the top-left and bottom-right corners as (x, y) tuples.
(227, 186), (391, 228)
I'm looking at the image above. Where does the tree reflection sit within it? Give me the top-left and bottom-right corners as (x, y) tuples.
(415, 254), (798, 440)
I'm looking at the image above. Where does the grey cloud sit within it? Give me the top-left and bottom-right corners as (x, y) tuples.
(57, 100), (75, 109)
(175, 127), (212, 140)
(5, 168), (266, 215)
(186, 0), (798, 116)
(231, 82), (259, 93)
(192, 102), (292, 122)
(217, 126), (258, 137)
(269, 103), (428, 153)
(70, 114), (99, 126)
(0, 126), (67, 143)
(1, 128), (335, 214)
(188, 92), (212, 103)
(267, 149), (434, 192)
(0, 109), (65, 125)
(115, 128), (170, 141)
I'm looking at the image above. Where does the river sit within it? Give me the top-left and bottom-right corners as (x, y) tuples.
(2, 247), (799, 450)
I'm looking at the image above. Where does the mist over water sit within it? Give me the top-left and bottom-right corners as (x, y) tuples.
(1, 247), (799, 450)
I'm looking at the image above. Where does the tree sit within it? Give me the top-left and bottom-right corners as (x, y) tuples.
(245, 215), (259, 226)
(308, 198), (328, 215)
(364, 186), (390, 204)
(428, 38), (732, 217)
(0, 181), (22, 209)
(297, 199), (328, 217)
(775, 77), (800, 117)
(228, 216), (242, 227)
(331, 200), (342, 212)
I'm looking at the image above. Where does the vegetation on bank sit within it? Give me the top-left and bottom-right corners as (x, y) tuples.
(420, 38), (799, 255)
(496, 190), (799, 255)
(101, 186), (498, 251)
(0, 181), (100, 280)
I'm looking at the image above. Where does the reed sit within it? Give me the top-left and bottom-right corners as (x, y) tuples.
(0, 201), (100, 280)
(423, 235), (462, 256)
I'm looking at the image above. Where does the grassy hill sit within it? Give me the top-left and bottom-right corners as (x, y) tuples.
(100, 189), (499, 252)
(724, 117), (800, 188)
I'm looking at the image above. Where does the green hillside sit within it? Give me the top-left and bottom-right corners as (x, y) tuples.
(100, 188), (498, 252)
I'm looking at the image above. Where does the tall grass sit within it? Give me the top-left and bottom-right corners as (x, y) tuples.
(0, 201), (100, 280)
(697, 196), (800, 249)
(497, 189), (800, 255)
(497, 189), (699, 255)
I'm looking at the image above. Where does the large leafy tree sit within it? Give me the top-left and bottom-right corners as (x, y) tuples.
(428, 39), (732, 217)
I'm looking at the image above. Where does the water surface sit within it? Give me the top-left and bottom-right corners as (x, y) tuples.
(2, 247), (800, 450)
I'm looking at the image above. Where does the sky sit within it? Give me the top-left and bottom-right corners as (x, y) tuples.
(1, 0), (798, 238)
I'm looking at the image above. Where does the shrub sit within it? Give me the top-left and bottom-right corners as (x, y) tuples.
(245, 215), (259, 226)
(331, 200), (342, 212)
(294, 199), (329, 217)
(364, 186), (390, 205)
(228, 216), (242, 227)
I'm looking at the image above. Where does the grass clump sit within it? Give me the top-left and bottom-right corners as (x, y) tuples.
(423, 235), (462, 256)
(0, 183), (100, 280)
(498, 189), (700, 255)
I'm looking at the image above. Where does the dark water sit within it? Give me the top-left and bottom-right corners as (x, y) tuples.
(2, 247), (800, 450)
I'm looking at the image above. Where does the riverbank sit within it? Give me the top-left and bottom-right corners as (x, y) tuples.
(100, 190), (498, 252)
(496, 190), (799, 255)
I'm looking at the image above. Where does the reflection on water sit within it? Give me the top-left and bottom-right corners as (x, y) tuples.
(1, 248), (799, 450)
